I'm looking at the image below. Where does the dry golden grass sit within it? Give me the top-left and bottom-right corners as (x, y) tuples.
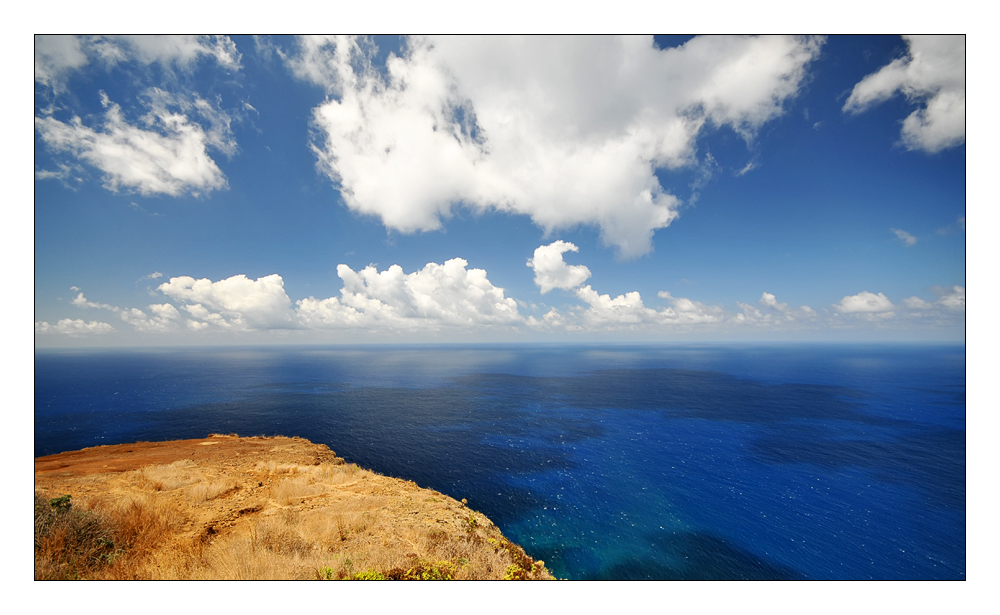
(34, 491), (184, 580)
(269, 463), (363, 504)
(140, 459), (201, 491)
(35, 435), (553, 580)
(185, 478), (239, 503)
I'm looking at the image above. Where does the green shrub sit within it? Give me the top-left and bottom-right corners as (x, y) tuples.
(34, 493), (120, 580)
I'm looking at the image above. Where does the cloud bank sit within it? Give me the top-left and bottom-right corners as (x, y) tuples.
(292, 35), (823, 257)
(844, 35), (965, 153)
(35, 318), (114, 336)
(52, 251), (963, 338)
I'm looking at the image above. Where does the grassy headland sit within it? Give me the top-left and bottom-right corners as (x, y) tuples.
(34, 434), (553, 580)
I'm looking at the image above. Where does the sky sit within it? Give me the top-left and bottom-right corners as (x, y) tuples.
(33, 35), (967, 346)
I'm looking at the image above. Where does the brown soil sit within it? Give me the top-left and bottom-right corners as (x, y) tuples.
(34, 434), (553, 580)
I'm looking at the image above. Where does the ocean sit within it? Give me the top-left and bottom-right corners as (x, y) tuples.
(34, 344), (965, 580)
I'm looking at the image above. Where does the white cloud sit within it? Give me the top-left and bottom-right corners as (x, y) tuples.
(279, 35), (352, 92)
(297, 259), (522, 330)
(834, 291), (895, 314)
(71, 291), (116, 310)
(35, 162), (85, 188)
(158, 274), (297, 330)
(34, 35), (89, 92)
(35, 318), (114, 336)
(35, 89), (235, 197)
(527, 308), (572, 330)
(844, 35), (965, 153)
(102, 35), (241, 71)
(568, 287), (721, 329)
(296, 35), (822, 257)
(738, 292), (816, 324)
(902, 286), (964, 313)
(577, 286), (657, 326)
(759, 291), (787, 311)
(35, 35), (240, 92)
(119, 304), (183, 331)
(899, 286), (964, 326)
(527, 241), (592, 294)
(70, 289), (186, 331)
(735, 160), (757, 176)
(891, 228), (917, 246)
(903, 296), (933, 309)
(658, 292), (724, 324)
(937, 286), (965, 310)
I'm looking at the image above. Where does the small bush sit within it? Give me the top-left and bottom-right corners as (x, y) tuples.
(34, 494), (120, 580)
(383, 559), (459, 580)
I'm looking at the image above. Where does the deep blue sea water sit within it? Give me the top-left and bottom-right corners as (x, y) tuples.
(34, 344), (965, 580)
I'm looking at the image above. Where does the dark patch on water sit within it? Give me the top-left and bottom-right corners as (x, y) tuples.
(750, 426), (965, 509)
(574, 531), (805, 580)
(453, 368), (884, 425)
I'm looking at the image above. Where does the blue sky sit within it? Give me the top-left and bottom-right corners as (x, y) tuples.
(33, 35), (966, 345)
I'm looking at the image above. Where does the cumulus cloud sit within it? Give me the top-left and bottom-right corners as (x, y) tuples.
(158, 274), (297, 329)
(834, 291), (895, 315)
(891, 228), (917, 246)
(844, 35), (965, 153)
(35, 318), (114, 336)
(564, 286), (721, 329)
(35, 35), (240, 91)
(298, 258), (522, 330)
(293, 35), (822, 257)
(527, 241), (592, 294)
(656, 292), (725, 324)
(35, 89), (235, 197)
(70, 290), (117, 310)
(119, 304), (183, 331)
(575, 286), (657, 326)
(736, 291), (816, 324)
(759, 291), (787, 311)
(900, 286), (964, 325)
(937, 285), (965, 310)
(903, 296), (933, 309)
(69, 288), (185, 331)
(899, 287), (964, 314)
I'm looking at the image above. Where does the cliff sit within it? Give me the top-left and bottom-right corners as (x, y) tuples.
(34, 434), (553, 580)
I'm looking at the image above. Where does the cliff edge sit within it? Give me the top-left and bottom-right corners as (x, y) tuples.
(34, 434), (553, 580)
